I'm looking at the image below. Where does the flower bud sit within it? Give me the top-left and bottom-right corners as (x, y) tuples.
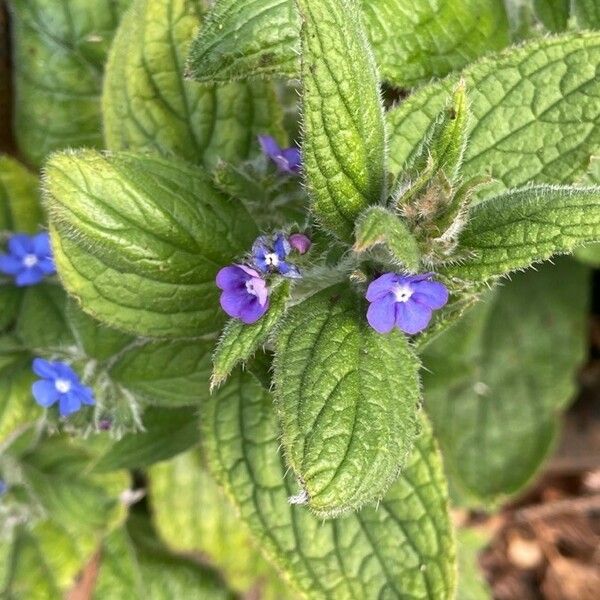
(289, 233), (312, 255)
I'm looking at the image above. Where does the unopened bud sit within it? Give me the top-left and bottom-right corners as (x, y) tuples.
(289, 233), (311, 254)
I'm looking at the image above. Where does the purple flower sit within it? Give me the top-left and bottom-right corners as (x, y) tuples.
(252, 234), (301, 279)
(258, 135), (301, 174)
(32, 358), (95, 417)
(0, 232), (55, 286)
(366, 273), (449, 335)
(216, 265), (270, 324)
(289, 233), (312, 255)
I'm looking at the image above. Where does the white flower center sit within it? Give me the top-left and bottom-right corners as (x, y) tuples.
(245, 280), (259, 297)
(55, 378), (72, 394)
(393, 284), (414, 303)
(22, 254), (38, 268)
(264, 252), (280, 267)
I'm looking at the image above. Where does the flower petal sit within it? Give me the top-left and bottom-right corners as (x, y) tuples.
(367, 297), (397, 334)
(278, 261), (301, 279)
(281, 147), (301, 172)
(0, 254), (23, 276)
(239, 297), (269, 324)
(273, 234), (291, 259)
(220, 289), (248, 319)
(37, 257), (56, 276)
(366, 273), (399, 302)
(59, 392), (82, 417)
(15, 266), (45, 287)
(32, 358), (59, 379)
(32, 380), (60, 407)
(216, 266), (247, 291)
(32, 232), (51, 257)
(396, 300), (432, 335)
(412, 280), (449, 310)
(75, 384), (95, 406)
(258, 135), (281, 159)
(8, 234), (32, 257)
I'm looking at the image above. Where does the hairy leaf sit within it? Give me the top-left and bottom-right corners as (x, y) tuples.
(148, 450), (287, 598)
(0, 337), (35, 447)
(0, 436), (129, 597)
(274, 285), (420, 516)
(103, 0), (284, 168)
(423, 259), (588, 504)
(44, 151), (257, 338)
(212, 281), (290, 390)
(93, 407), (199, 472)
(110, 339), (212, 406)
(533, 0), (570, 31)
(8, 0), (129, 166)
(354, 206), (421, 270)
(0, 157), (43, 233)
(187, 0), (508, 88)
(387, 34), (600, 199)
(442, 186), (600, 282)
(94, 517), (234, 599)
(202, 371), (456, 599)
(573, 0), (600, 28)
(298, 0), (386, 241)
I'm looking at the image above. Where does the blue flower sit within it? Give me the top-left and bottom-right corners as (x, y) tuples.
(258, 135), (301, 174)
(0, 480), (7, 496)
(252, 234), (301, 278)
(0, 232), (55, 286)
(366, 273), (449, 335)
(216, 264), (270, 324)
(32, 358), (95, 417)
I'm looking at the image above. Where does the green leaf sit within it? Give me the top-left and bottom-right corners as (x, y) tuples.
(8, 0), (129, 167)
(533, 0), (570, 31)
(387, 33), (600, 199)
(186, 0), (301, 82)
(110, 339), (212, 406)
(297, 0), (386, 242)
(442, 186), (600, 282)
(574, 158), (600, 264)
(212, 281), (290, 390)
(148, 450), (288, 598)
(202, 371), (456, 599)
(94, 516), (235, 599)
(0, 156), (43, 232)
(456, 529), (492, 600)
(362, 0), (509, 88)
(573, 0), (600, 28)
(187, 0), (509, 88)
(65, 300), (135, 361)
(422, 259), (588, 505)
(103, 0), (285, 168)
(1, 436), (129, 598)
(353, 206), (421, 270)
(16, 283), (75, 351)
(44, 151), (258, 338)
(274, 285), (420, 516)
(93, 407), (199, 472)
(0, 338), (35, 447)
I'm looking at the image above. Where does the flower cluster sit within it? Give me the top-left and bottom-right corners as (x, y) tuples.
(365, 273), (448, 335)
(32, 359), (95, 417)
(0, 232), (55, 286)
(216, 232), (310, 324)
(259, 135), (301, 174)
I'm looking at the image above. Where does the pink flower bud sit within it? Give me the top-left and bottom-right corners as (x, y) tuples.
(289, 233), (311, 255)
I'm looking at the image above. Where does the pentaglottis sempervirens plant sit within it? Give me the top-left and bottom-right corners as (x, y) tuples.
(0, 0), (599, 597)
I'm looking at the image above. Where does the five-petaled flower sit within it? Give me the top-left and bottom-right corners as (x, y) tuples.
(252, 234), (301, 278)
(32, 358), (95, 417)
(216, 265), (270, 324)
(258, 135), (301, 174)
(0, 232), (55, 286)
(366, 273), (449, 335)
